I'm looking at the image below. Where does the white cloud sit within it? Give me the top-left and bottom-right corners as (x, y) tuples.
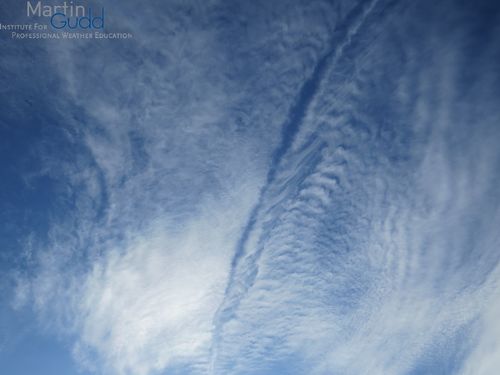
(459, 272), (500, 375)
(73, 197), (252, 375)
(10, 1), (500, 375)
(207, 2), (500, 374)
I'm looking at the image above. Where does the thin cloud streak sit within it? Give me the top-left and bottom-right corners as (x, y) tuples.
(210, 2), (381, 367)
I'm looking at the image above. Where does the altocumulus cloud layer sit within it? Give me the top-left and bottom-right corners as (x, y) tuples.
(1, 0), (500, 374)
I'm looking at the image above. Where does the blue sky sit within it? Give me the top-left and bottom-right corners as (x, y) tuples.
(1, 0), (500, 374)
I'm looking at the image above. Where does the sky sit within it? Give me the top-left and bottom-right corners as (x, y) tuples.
(1, 0), (500, 374)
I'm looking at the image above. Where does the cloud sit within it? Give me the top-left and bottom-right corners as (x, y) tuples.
(13, 0), (348, 373)
(71, 196), (255, 375)
(207, 1), (500, 374)
(459, 271), (500, 375)
(9, 0), (500, 375)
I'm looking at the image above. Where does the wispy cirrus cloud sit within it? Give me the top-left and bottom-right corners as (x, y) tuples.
(208, 1), (500, 374)
(12, 0), (352, 374)
(8, 0), (500, 375)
